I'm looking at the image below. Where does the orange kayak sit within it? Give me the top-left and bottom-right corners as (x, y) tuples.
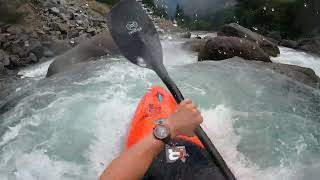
(126, 85), (203, 149)
(125, 85), (225, 180)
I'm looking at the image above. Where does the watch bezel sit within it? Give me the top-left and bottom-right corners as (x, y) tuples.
(153, 124), (171, 143)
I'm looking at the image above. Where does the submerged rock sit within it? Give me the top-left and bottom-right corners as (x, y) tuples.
(46, 31), (120, 77)
(198, 36), (271, 62)
(199, 57), (320, 89)
(218, 23), (280, 57)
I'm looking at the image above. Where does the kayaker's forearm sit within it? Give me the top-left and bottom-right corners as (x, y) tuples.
(99, 133), (165, 180)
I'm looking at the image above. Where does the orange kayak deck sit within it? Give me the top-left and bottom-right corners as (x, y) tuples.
(126, 85), (203, 149)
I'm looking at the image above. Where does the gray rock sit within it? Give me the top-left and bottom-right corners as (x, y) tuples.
(180, 32), (191, 39)
(11, 46), (27, 58)
(59, 13), (69, 22)
(49, 7), (60, 15)
(9, 55), (25, 66)
(0, 34), (6, 43)
(182, 39), (207, 52)
(0, 62), (5, 73)
(267, 31), (282, 42)
(68, 29), (80, 38)
(297, 37), (320, 56)
(29, 40), (44, 59)
(0, 50), (6, 62)
(51, 22), (69, 33)
(244, 59), (320, 88)
(86, 27), (95, 33)
(198, 36), (271, 62)
(2, 51), (10, 66)
(196, 58), (319, 89)
(54, 0), (66, 5)
(86, 27), (96, 35)
(218, 23), (280, 57)
(74, 33), (89, 44)
(47, 31), (120, 77)
(27, 53), (38, 63)
(279, 40), (298, 49)
(6, 26), (23, 35)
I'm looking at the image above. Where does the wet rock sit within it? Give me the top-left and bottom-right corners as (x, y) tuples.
(182, 39), (207, 52)
(6, 26), (24, 35)
(198, 36), (271, 62)
(0, 50), (10, 66)
(0, 62), (5, 74)
(245, 59), (320, 89)
(51, 22), (69, 33)
(86, 27), (96, 35)
(11, 46), (27, 58)
(9, 55), (25, 67)
(68, 29), (80, 38)
(279, 40), (298, 49)
(180, 32), (191, 39)
(267, 31), (282, 42)
(49, 7), (60, 15)
(0, 34), (6, 44)
(197, 58), (320, 89)
(47, 31), (120, 77)
(297, 37), (320, 56)
(218, 23), (280, 57)
(74, 33), (89, 44)
(29, 40), (44, 59)
(26, 53), (38, 63)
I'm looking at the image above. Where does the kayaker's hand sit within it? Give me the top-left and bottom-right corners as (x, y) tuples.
(166, 99), (203, 138)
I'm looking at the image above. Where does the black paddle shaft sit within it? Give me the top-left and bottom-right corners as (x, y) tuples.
(107, 0), (236, 179)
(158, 70), (236, 180)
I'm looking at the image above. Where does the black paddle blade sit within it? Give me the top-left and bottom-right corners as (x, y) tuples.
(107, 0), (163, 70)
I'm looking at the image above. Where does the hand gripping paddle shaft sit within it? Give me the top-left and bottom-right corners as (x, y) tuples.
(107, 0), (236, 179)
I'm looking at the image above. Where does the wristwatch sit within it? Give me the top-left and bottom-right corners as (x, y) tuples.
(153, 124), (171, 144)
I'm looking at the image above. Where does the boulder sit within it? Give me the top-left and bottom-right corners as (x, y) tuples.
(244, 59), (320, 89)
(180, 32), (191, 39)
(279, 40), (298, 49)
(196, 58), (319, 89)
(0, 50), (10, 66)
(46, 31), (120, 77)
(297, 37), (320, 56)
(6, 25), (24, 35)
(9, 55), (26, 67)
(267, 31), (282, 42)
(0, 62), (5, 74)
(49, 7), (60, 15)
(198, 36), (271, 62)
(182, 39), (207, 52)
(26, 53), (38, 63)
(51, 22), (69, 33)
(218, 23), (280, 57)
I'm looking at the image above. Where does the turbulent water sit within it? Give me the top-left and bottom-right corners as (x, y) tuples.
(1, 37), (320, 180)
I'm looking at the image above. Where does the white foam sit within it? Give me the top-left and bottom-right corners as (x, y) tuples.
(272, 47), (320, 77)
(18, 60), (53, 79)
(201, 105), (259, 179)
(14, 150), (82, 180)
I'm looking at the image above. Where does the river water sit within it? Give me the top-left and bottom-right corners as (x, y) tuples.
(1, 37), (320, 180)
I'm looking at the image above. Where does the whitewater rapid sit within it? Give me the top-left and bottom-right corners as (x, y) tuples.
(0, 38), (320, 180)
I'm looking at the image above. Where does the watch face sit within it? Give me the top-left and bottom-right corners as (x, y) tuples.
(154, 125), (170, 139)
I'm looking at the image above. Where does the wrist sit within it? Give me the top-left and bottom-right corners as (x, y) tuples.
(164, 118), (177, 139)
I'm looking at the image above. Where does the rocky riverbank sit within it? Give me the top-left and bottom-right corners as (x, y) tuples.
(0, 0), (110, 75)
